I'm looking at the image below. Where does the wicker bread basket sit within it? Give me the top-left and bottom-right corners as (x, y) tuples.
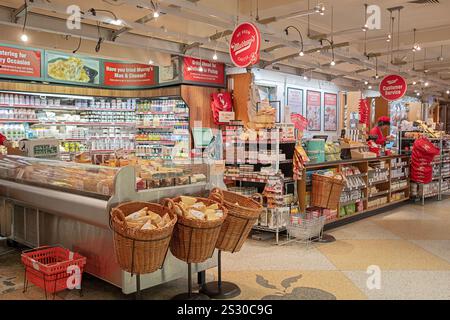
(311, 174), (345, 210)
(164, 197), (227, 264)
(209, 188), (263, 253)
(110, 202), (177, 274)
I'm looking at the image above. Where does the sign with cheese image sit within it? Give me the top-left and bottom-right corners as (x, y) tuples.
(45, 52), (100, 85)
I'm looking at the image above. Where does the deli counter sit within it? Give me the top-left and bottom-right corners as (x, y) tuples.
(0, 155), (226, 294)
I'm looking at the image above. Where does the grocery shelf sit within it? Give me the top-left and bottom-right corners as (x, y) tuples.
(368, 190), (389, 198)
(32, 122), (136, 127)
(0, 103), (135, 112)
(368, 179), (389, 186)
(0, 118), (39, 123)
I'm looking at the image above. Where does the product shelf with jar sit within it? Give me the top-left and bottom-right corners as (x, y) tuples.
(222, 125), (296, 243)
(0, 91), (191, 161)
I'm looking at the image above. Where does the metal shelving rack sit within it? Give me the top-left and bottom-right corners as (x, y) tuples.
(222, 126), (296, 244)
(398, 130), (450, 204)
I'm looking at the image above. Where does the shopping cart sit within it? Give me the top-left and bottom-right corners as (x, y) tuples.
(283, 215), (326, 247)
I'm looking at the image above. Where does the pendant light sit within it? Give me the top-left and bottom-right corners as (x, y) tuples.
(284, 26), (305, 57)
(20, 1), (29, 42)
(412, 28), (421, 52)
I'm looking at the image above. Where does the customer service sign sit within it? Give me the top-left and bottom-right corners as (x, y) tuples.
(379, 74), (407, 101)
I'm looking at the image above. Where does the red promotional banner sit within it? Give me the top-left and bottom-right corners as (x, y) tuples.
(183, 57), (225, 86)
(103, 62), (155, 87)
(0, 45), (41, 78)
(229, 22), (261, 68)
(379, 74), (407, 101)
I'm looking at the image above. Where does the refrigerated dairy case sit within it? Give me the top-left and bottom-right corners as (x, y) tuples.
(0, 155), (225, 294)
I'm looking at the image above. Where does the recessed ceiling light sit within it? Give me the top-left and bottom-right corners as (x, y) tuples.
(416, 92), (421, 96)
(446, 90), (450, 94)
(424, 81), (429, 87)
(364, 81), (369, 85)
(368, 85), (372, 89)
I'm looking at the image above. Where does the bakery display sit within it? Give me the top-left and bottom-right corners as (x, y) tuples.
(174, 196), (224, 221)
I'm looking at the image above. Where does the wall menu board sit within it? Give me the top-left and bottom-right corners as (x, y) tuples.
(182, 57), (225, 87)
(103, 61), (156, 87)
(0, 45), (42, 80)
(286, 87), (303, 115)
(45, 51), (100, 85)
(324, 93), (338, 131)
(306, 90), (321, 131)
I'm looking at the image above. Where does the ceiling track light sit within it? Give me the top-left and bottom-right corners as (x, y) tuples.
(88, 8), (122, 26)
(151, 0), (160, 18)
(284, 26), (305, 57)
(314, 3), (325, 15)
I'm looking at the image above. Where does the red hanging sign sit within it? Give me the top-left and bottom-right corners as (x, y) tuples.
(183, 57), (225, 86)
(0, 45), (41, 79)
(379, 74), (407, 101)
(229, 22), (261, 68)
(103, 62), (155, 87)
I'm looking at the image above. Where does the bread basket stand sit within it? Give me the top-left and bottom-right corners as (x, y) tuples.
(164, 198), (227, 300)
(109, 202), (177, 300)
(200, 188), (263, 299)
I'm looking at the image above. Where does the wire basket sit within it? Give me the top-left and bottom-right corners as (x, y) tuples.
(286, 215), (325, 243)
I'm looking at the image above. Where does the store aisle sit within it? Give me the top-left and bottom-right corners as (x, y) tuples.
(1, 197), (450, 300)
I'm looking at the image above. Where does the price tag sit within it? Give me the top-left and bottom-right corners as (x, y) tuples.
(218, 111), (235, 123)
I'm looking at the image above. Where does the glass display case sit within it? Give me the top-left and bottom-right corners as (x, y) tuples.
(0, 155), (118, 198)
(0, 155), (209, 199)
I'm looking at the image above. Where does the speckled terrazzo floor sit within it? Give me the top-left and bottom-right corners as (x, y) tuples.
(1, 196), (450, 300)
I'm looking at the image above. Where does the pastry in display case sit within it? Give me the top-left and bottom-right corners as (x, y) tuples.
(0, 155), (118, 197)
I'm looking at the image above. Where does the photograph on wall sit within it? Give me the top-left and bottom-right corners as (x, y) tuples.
(306, 90), (321, 131)
(45, 52), (100, 85)
(324, 93), (338, 131)
(286, 87), (303, 115)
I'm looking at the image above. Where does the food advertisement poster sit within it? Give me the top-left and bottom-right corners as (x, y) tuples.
(0, 44), (42, 80)
(306, 90), (321, 131)
(45, 52), (100, 85)
(324, 93), (338, 131)
(287, 87), (303, 115)
(103, 61), (156, 87)
(182, 57), (225, 87)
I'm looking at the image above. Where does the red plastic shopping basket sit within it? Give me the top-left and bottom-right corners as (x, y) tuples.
(21, 245), (87, 296)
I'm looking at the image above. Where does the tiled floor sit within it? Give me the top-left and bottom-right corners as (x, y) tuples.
(1, 196), (449, 300)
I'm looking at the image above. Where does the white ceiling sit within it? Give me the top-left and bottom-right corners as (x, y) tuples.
(0, 0), (450, 96)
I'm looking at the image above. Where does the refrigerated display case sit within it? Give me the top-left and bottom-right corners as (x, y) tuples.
(0, 155), (225, 294)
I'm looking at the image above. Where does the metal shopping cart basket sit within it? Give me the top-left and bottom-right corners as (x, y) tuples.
(284, 215), (326, 247)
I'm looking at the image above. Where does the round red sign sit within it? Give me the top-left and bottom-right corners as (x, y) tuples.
(229, 22), (261, 68)
(379, 74), (407, 101)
